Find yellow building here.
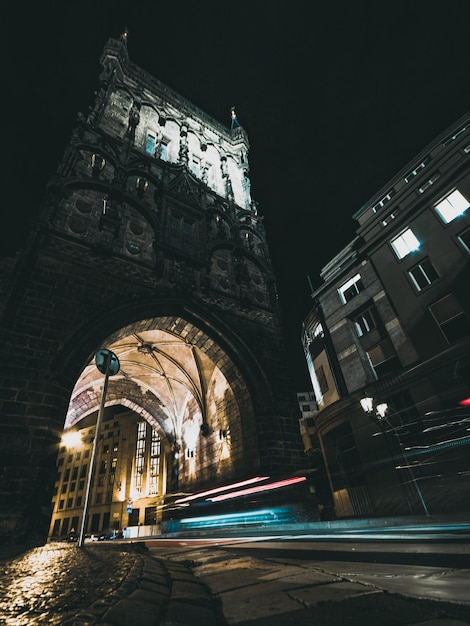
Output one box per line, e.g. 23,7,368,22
48,407,168,540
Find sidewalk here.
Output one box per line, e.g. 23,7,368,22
0,528,469,625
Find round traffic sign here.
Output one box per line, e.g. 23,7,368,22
95,349,120,375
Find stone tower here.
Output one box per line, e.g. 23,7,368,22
0,32,303,546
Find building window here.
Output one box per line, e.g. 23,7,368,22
148,430,161,496
76,496,82,507
391,228,420,259
429,293,470,343
170,213,195,254
315,365,329,394
434,189,469,224
95,493,103,504
338,274,364,304
58,499,64,510
352,306,377,337
145,131,157,155
160,140,169,161
190,156,200,177
457,227,470,253
417,173,440,194
134,422,146,493
145,506,156,525
367,338,400,377
408,258,439,291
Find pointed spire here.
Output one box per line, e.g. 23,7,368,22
120,27,129,44
230,106,241,130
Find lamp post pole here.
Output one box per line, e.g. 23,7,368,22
361,397,429,517
78,349,120,548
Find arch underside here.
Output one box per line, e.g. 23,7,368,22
65,315,259,489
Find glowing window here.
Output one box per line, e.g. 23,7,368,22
190,156,200,177
434,190,469,224
145,131,156,155
338,274,364,304
160,140,169,161
391,228,420,259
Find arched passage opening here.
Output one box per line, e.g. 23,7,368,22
48,313,262,540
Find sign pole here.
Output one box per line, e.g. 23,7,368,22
78,350,120,548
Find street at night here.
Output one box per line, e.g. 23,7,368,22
2,524,469,625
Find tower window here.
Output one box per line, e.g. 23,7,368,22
145,131,157,155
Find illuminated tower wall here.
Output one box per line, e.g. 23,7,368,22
0,32,304,546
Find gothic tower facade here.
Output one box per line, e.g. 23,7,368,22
0,33,303,545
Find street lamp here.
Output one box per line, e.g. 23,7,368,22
360,396,429,517
77,349,120,547
61,430,82,449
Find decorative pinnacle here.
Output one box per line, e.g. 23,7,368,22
231,106,241,130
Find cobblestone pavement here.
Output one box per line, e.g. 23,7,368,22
0,542,224,625
2,540,470,626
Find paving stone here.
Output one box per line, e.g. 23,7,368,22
102,597,163,625
288,581,379,607
161,599,223,626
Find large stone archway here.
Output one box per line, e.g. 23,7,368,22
64,315,261,493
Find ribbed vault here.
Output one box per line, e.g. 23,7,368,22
63,316,255,480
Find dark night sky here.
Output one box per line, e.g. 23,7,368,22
5,1,470,387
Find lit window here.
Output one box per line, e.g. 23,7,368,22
190,156,200,177
145,131,157,155
338,274,364,304
434,190,469,224
160,140,169,161
391,228,420,259
408,258,439,291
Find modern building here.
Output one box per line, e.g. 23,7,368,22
0,31,305,547
302,111,470,519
